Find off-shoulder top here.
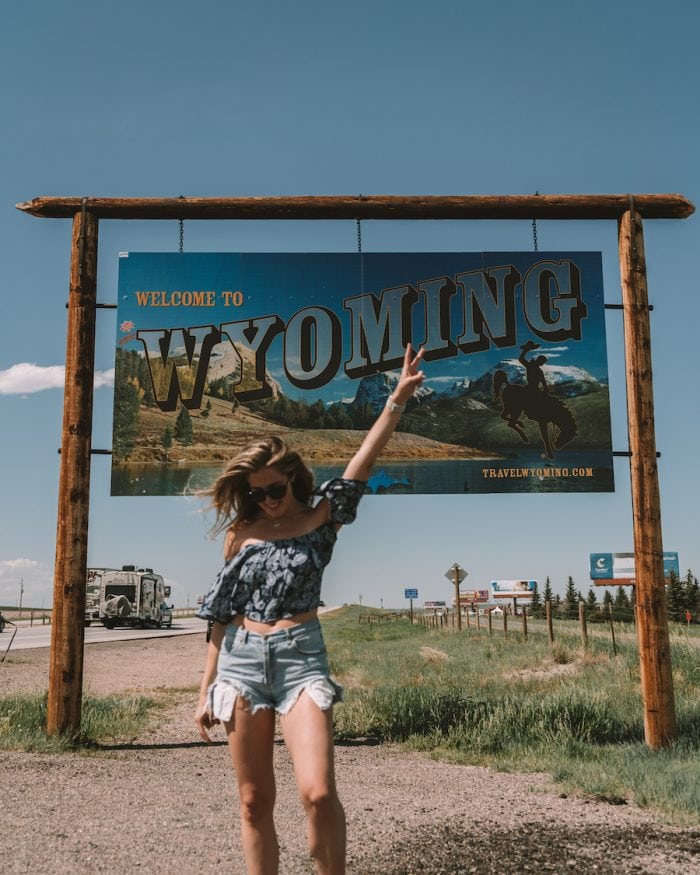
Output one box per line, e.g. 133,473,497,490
196,478,365,624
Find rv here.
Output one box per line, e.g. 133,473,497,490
85,568,117,627
96,566,172,629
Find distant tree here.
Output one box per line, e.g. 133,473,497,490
665,570,684,622
682,570,699,619
586,588,598,611
563,576,579,619
333,406,353,430
614,587,631,608
543,577,554,606
613,586,632,622
174,406,193,445
530,580,542,616
200,398,212,418
112,380,140,460
138,357,155,406
306,399,326,428
602,589,613,607
161,426,173,461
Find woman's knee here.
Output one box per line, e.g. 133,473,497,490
238,785,276,825
299,783,338,815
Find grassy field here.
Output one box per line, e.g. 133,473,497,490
0,692,153,751
322,607,700,824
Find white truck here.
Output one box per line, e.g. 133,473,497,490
95,566,172,629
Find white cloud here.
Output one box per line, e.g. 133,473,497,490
0,363,114,395
94,368,115,389
0,558,41,576
0,558,53,608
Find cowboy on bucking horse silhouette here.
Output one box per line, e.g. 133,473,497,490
492,340,578,459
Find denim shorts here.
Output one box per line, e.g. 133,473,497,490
206,618,344,719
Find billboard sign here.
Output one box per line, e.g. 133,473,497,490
112,251,613,496
424,600,447,608
405,588,419,599
589,552,680,585
458,589,489,603
490,580,537,599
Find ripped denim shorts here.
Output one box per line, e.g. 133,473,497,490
206,618,344,720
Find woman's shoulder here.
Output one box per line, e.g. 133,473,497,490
313,477,366,526
224,520,258,560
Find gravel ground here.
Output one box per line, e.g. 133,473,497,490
1,633,698,874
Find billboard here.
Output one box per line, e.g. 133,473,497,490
458,589,489,603
112,251,613,496
490,580,537,600
589,552,680,585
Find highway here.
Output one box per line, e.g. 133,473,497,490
1,607,342,655
1,616,206,653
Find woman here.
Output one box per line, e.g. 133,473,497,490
195,344,424,875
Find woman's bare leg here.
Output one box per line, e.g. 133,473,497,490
225,700,278,875
281,693,345,875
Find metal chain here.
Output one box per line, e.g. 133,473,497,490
356,214,364,293
178,195,185,253
532,190,539,252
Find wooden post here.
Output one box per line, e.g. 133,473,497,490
608,603,618,657
476,607,481,632
47,207,98,736
579,601,588,651
619,207,677,747
503,610,508,639
545,600,554,646
487,609,493,637
521,606,528,640
465,607,470,629
454,567,462,632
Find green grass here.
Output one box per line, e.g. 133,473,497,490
321,607,700,823
0,691,154,752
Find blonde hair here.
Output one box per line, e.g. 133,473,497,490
201,436,314,535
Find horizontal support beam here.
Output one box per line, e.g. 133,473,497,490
57,448,112,455
605,303,654,311
16,193,694,220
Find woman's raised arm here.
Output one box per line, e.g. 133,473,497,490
343,344,425,482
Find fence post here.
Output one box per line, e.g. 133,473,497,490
545,599,554,645
579,601,588,651
608,603,618,656
476,608,481,632
521,606,528,640
503,610,508,639
488,609,493,637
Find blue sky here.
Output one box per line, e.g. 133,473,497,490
1,0,698,611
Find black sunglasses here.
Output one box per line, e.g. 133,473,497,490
245,480,289,504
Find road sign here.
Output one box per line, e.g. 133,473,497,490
444,564,467,583
404,588,418,599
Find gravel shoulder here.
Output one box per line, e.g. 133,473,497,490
1,634,698,874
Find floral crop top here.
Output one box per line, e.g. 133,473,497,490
196,478,365,624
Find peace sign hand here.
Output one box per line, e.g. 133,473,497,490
392,344,425,405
